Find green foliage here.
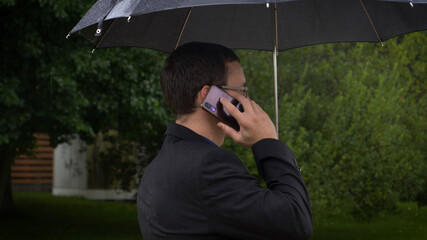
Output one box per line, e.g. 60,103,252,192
234,32,427,220
0,0,171,158
97,133,138,191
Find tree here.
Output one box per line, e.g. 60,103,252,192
0,0,171,216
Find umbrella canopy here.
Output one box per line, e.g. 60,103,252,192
69,0,427,53
68,0,427,133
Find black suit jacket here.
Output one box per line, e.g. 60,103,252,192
137,123,313,240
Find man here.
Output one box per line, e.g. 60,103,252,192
137,42,313,240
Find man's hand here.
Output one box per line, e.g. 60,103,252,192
217,91,278,148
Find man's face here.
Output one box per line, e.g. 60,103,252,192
224,61,247,97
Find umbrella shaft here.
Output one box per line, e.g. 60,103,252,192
273,47,279,137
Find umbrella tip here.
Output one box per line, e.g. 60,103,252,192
95,28,102,37
66,34,70,39
410,2,414,7
92,49,96,53
127,16,131,22
266,3,269,8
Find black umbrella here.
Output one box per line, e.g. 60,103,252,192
67,0,427,133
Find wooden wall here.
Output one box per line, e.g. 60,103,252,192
11,134,53,185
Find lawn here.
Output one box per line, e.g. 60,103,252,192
0,193,141,240
312,202,426,240
0,193,425,240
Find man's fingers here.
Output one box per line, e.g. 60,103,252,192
219,93,278,147
219,97,244,122
226,89,246,102
226,90,254,114
251,100,263,113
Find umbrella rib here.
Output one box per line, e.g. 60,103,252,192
175,7,193,50
359,0,383,46
93,19,118,52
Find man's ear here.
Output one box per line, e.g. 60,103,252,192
199,85,210,100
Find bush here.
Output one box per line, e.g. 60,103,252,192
232,32,427,220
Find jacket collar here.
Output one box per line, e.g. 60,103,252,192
165,123,215,145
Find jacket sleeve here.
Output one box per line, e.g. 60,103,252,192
198,138,313,240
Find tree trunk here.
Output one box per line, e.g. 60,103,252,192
0,146,16,217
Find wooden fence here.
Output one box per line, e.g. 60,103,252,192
11,134,53,185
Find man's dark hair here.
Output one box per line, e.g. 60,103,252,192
161,42,239,118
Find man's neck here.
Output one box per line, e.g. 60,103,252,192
176,110,224,146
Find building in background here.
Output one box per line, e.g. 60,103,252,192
11,133,138,201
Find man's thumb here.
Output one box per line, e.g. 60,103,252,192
217,122,239,140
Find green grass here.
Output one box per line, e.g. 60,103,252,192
0,193,142,240
0,193,426,240
311,202,426,240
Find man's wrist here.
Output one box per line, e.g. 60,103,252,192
252,139,295,165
